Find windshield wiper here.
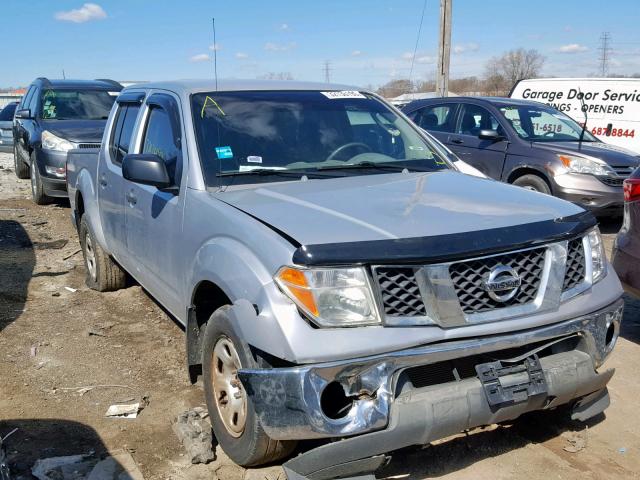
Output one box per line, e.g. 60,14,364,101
317,161,413,171
217,168,334,178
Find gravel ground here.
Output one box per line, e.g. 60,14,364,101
0,151,639,480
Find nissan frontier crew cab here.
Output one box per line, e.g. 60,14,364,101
66,80,624,480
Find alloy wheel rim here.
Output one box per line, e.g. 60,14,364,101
84,232,97,280
211,336,247,437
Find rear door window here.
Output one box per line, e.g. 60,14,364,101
410,104,457,132
457,104,503,136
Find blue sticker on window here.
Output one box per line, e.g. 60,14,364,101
215,146,233,159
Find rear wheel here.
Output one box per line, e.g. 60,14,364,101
512,174,551,195
202,307,296,466
30,153,51,205
14,146,29,179
79,215,127,291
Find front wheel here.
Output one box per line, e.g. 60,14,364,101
30,153,52,205
512,174,551,195
202,307,296,466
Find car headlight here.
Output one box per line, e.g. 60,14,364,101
275,266,381,327
587,227,606,283
41,130,75,152
558,154,612,176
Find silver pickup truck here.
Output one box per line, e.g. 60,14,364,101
66,80,624,480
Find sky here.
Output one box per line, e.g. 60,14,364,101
2,0,640,89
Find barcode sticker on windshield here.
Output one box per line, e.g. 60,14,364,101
321,91,366,99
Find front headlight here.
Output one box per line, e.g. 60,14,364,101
275,266,381,327
558,154,612,176
587,227,606,283
41,130,75,152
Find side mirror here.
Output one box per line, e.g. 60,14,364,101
478,129,504,141
122,154,171,189
14,109,32,119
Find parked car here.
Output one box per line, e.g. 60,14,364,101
67,80,623,480
0,102,18,152
612,167,640,296
402,97,640,216
13,77,122,204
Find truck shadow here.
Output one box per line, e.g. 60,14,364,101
378,408,604,479
0,419,129,479
0,220,35,333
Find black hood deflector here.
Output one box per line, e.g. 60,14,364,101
292,211,597,266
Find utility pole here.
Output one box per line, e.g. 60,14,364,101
598,32,612,77
435,0,452,97
323,60,332,83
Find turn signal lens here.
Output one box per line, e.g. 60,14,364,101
623,178,640,202
276,267,318,316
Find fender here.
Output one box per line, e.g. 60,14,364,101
503,160,553,185
185,236,280,370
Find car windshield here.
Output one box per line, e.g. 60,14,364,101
191,90,450,186
40,89,117,120
0,103,17,121
498,104,598,142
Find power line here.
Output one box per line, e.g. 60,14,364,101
598,32,612,77
408,0,428,89
323,60,332,83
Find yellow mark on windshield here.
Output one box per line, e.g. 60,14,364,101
201,96,225,118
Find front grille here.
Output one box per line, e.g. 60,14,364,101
563,238,586,291
599,176,625,187
449,248,546,314
374,267,426,317
611,165,636,176
77,143,101,149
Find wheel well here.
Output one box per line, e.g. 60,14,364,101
187,280,232,382
507,168,552,192
75,192,85,229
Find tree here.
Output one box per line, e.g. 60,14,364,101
484,48,545,95
376,79,414,98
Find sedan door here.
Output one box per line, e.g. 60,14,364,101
447,103,509,179
124,92,186,317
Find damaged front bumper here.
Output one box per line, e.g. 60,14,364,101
239,299,623,479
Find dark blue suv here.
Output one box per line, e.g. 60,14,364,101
13,77,122,204
402,97,640,216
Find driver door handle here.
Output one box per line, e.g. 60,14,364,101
126,191,137,206
450,138,464,145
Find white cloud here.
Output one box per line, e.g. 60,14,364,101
351,50,363,57
54,3,107,23
209,43,222,51
189,53,210,63
556,43,589,53
279,23,289,31
401,52,414,61
453,43,479,54
235,52,249,59
264,42,297,52
416,55,436,64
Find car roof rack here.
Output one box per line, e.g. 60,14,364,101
95,79,123,88
36,77,52,87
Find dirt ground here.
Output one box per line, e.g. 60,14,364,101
0,150,639,480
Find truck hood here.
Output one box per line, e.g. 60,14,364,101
534,140,640,168
41,119,107,143
214,171,585,246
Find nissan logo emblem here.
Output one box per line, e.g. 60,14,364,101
483,264,522,302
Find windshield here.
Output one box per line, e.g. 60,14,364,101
498,105,598,142
191,90,449,186
40,89,117,120
0,103,17,121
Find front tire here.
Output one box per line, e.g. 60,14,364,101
14,146,30,179
79,215,127,292
512,174,551,195
30,153,51,205
202,307,296,467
